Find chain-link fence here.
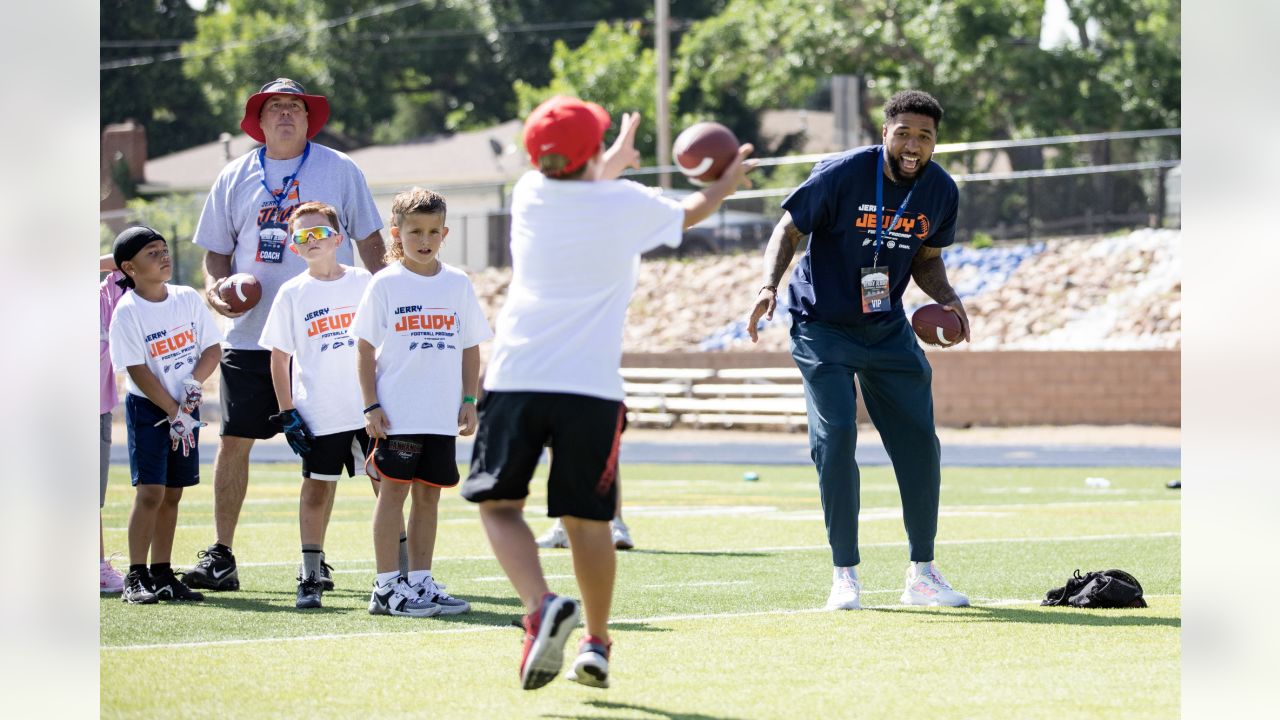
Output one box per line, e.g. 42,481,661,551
101,129,1180,281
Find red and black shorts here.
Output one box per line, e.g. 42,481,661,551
461,391,624,522
366,433,459,488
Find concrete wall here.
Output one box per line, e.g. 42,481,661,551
620,350,1180,427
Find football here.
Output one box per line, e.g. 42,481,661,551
673,122,739,186
911,303,964,347
219,273,263,313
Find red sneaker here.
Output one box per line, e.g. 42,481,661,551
519,593,580,690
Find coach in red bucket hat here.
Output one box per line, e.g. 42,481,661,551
240,78,331,143
523,96,612,177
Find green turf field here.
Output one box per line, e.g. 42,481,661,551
100,463,1180,719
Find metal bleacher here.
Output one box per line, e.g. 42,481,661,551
620,367,808,430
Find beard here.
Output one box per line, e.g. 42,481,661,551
886,152,923,185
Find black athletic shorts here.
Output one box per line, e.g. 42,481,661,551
462,391,624,521
219,348,279,439
302,428,373,481
366,433,459,488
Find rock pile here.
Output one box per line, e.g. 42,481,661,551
467,228,1181,354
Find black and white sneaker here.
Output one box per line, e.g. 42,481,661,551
296,575,323,609
152,570,205,602
182,544,239,591
121,570,157,605
368,578,441,617
297,559,335,591
411,577,470,615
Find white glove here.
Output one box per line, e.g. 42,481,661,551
180,377,203,413
154,410,205,457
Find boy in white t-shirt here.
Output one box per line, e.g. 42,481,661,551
107,227,223,604
352,187,492,618
258,201,373,609
461,96,755,690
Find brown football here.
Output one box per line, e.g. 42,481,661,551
911,303,964,347
673,122,739,186
218,273,263,313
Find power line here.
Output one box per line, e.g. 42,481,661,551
102,9,683,70
102,0,433,70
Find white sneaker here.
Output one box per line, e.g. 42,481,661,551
610,518,634,550
368,578,441,617
901,561,970,607
536,520,570,549
826,566,862,610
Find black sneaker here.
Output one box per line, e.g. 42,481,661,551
121,570,157,605
296,575,323,609
297,559,335,591
152,570,205,602
182,544,240,591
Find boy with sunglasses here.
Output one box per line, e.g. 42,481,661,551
258,201,373,608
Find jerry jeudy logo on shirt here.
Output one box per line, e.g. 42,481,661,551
393,305,457,334
305,306,356,337
146,324,197,358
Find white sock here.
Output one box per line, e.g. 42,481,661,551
833,566,858,582
407,569,432,586
912,561,934,575
375,570,400,588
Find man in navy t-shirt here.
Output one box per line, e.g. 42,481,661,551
746,90,971,611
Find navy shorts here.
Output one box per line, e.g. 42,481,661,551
366,434,459,488
462,391,623,521
219,348,279,439
125,394,200,489
303,428,373,481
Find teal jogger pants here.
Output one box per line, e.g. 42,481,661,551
790,314,941,567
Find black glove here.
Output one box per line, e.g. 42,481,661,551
269,409,314,456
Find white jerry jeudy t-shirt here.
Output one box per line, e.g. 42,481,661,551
108,284,224,402
192,142,383,350
258,266,372,435
351,262,493,436
483,171,686,401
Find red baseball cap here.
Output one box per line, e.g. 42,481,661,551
523,96,611,175
240,78,331,144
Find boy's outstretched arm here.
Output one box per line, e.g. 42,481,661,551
599,112,643,181
681,145,758,229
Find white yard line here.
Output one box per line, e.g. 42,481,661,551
229,530,1178,569
103,498,1178,532
103,592,1180,652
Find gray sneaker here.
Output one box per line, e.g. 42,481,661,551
413,577,470,615
368,578,441,617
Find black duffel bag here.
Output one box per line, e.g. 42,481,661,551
1041,569,1148,608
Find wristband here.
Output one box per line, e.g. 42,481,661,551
760,285,778,295
363,402,381,414
463,395,477,405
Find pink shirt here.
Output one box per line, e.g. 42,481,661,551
100,271,126,414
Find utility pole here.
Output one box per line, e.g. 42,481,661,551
655,0,671,188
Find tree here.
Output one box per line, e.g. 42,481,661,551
671,0,1180,147
181,0,510,144
101,0,223,157
513,21,660,161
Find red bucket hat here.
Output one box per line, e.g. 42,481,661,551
523,96,611,175
240,78,331,144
